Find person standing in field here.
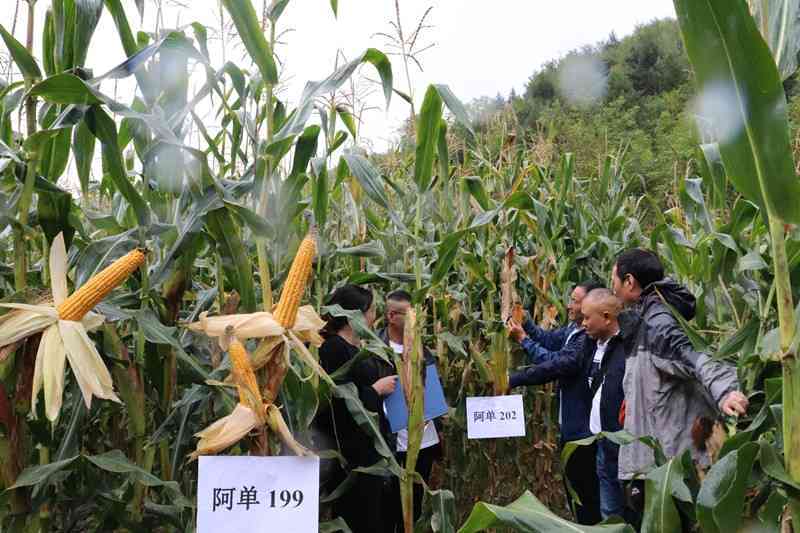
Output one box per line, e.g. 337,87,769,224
315,284,397,533
579,288,635,521
378,290,444,531
506,281,604,525
611,249,749,525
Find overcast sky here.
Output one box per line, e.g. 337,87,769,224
2,0,677,152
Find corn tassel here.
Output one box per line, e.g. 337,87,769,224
273,228,317,329
57,249,146,321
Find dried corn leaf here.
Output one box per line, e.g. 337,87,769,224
500,247,519,323
266,404,313,457
190,403,260,460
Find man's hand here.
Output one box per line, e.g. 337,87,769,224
372,375,398,396
720,390,749,416
506,319,527,343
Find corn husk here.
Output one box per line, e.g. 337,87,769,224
266,404,312,456
490,330,510,396
0,233,122,421
190,403,260,460
500,247,520,324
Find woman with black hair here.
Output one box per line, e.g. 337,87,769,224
316,284,397,533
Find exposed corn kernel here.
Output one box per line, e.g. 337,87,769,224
229,338,264,411
57,249,146,321
273,229,316,329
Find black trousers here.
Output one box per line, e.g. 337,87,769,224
388,443,441,532
334,471,394,533
563,440,602,525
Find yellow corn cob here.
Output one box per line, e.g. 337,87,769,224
57,248,146,321
228,338,264,412
273,228,317,329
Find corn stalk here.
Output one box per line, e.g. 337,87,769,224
398,307,424,533
13,0,38,292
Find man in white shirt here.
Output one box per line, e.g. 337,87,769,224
580,288,630,521
378,290,443,531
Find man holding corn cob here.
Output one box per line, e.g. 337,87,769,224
505,280,604,525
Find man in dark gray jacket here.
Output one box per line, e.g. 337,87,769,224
611,249,748,520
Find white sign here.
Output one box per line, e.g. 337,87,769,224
466,394,526,439
197,456,319,533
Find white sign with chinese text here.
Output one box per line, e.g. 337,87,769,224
466,394,526,439
197,456,319,533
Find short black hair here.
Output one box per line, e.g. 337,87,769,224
322,284,374,334
386,289,412,303
576,279,605,294
615,248,664,289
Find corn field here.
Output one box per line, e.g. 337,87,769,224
0,0,800,532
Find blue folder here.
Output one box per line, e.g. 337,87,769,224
384,364,449,433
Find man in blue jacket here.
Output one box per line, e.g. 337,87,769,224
506,280,603,525
508,281,603,366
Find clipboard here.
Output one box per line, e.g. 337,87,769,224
384,364,449,433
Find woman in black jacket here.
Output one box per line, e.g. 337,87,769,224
316,285,397,533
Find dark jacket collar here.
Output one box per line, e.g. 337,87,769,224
640,278,696,321
617,310,641,341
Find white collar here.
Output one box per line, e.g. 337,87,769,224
596,329,620,348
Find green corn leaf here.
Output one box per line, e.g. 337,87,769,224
641,455,692,533
271,49,392,145
311,157,329,230
29,74,103,105
695,442,759,533
42,10,56,77
673,0,800,222
340,152,390,209
221,0,278,84
290,125,320,178
9,456,79,489
458,490,634,533
206,208,257,312
748,0,800,80
72,118,95,197
84,106,150,227
0,25,42,81
414,85,443,193
336,105,357,139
